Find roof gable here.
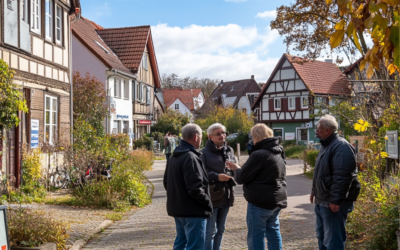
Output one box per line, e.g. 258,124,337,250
163,88,203,111
252,54,350,109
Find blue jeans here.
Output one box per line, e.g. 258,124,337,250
247,203,282,250
205,207,230,250
315,201,354,250
173,217,207,250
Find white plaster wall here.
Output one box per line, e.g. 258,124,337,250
237,96,252,115
72,35,108,84
170,99,191,116
32,37,43,58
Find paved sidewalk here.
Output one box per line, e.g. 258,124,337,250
84,159,318,249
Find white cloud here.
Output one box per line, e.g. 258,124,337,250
152,23,280,82
256,10,277,19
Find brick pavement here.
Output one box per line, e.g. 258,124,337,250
84,160,318,250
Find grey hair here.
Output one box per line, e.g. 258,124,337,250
181,123,202,141
318,114,338,131
207,123,226,136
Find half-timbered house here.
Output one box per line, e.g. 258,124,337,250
252,54,350,144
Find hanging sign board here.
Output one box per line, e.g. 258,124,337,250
139,120,151,125
386,130,399,159
285,133,295,141
31,119,39,149
0,205,10,250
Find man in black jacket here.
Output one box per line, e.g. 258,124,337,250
200,123,236,250
310,115,359,250
163,123,212,250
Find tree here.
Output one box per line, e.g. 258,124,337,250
195,107,254,134
73,71,108,136
271,0,368,64
151,109,191,135
325,0,400,79
161,73,219,99
0,59,28,130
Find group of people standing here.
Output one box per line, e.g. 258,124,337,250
163,114,360,250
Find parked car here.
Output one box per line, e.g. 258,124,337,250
226,133,238,141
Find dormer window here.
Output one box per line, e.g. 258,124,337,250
31,0,41,34
95,41,110,54
45,0,53,40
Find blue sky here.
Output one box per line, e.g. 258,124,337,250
81,0,295,82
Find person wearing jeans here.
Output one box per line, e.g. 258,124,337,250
227,123,287,250
163,124,212,250
201,123,237,250
310,115,360,250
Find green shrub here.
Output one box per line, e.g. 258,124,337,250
282,139,296,148
346,171,399,250
304,150,319,168
8,207,69,250
133,136,154,151
284,145,306,159
227,132,249,152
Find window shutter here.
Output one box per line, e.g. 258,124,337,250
147,87,151,104
139,83,143,101
133,81,136,101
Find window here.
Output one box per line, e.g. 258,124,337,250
123,80,129,99
288,97,296,110
113,121,121,134
142,85,146,102
175,104,179,110
142,54,148,70
123,121,129,134
31,0,41,34
45,95,58,144
274,98,281,110
20,0,28,22
297,129,308,141
114,78,121,98
45,0,53,40
147,87,151,104
56,5,62,44
242,108,247,113
301,96,309,108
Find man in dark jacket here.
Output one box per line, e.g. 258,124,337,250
200,123,236,250
163,123,212,250
310,115,359,250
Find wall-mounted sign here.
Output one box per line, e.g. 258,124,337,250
285,133,295,141
0,205,10,250
139,120,151,125
117,115,129,119
31,119,39,149
386,130,398,159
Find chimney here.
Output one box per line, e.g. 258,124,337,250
324,59,333,63
251,75,254,79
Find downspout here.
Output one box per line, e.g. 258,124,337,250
106,69,117,134
70,11,81,144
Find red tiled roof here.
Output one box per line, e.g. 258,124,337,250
97,26,161,88
71,16,132,76
97,26,150,72
163,88,203,111
252,54,350,109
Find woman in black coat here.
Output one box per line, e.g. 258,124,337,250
226,123,287,250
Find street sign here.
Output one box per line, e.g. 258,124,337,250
0,206,9,250
139,120,151,125
386,130,398,159
31,119,39,149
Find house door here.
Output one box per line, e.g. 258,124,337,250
273,128,283,138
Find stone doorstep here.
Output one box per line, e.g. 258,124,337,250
11,243,57,250
70,220,113,250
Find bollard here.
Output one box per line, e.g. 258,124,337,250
237,143,240,163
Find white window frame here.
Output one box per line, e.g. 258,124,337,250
44,95,58,144
114,78,121,98
113,120,121,134
274,98,281,110
142,85,146,102
20,0,28,22
146,86,151,104
242,108,247,113
123,80,129,99
122,121,129,134
288,97,296,110
301,96,309,109
31,0,41,34
296,128,309,142
175,104,179,110
55,5,62,44
45,0,53,40
142,54,148,71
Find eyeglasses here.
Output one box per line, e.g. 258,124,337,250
211,132,226,137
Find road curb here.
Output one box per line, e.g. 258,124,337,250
70,220,113,250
